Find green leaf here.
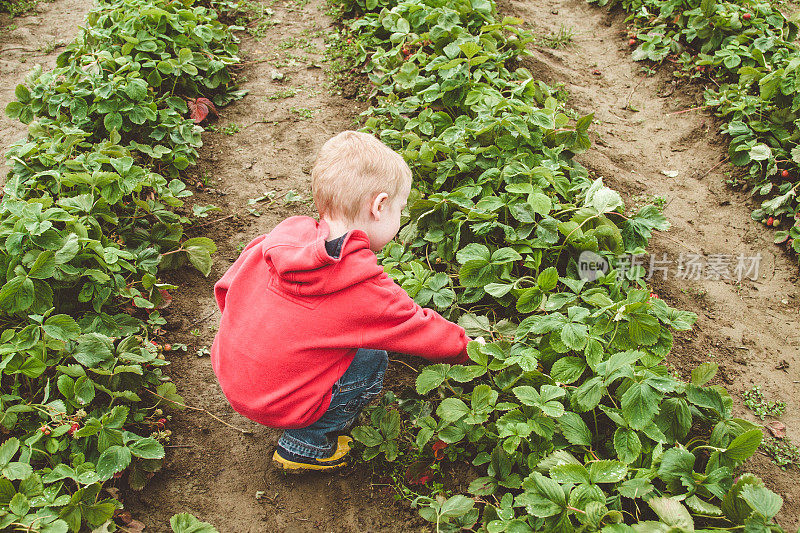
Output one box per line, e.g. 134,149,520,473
44,314,81,341
73,333,113,367
456,243,491,264
550,356,586,384
104,112,123,132
560,323,588,351
416,364,450,394
9,492,29,517
685,495,722,517
73,376,95,405
351,426,383,447
14,84,31,103
170,513,219,533
439,494,475,518
0,437,20,465
379,410,401,440
518,472,566,517
437,398,470,422
28,250,56,279
559,412,591,446
549,463,590,485
648,497,694,530
740,485,782,519
723,429,762,463
537,267,558,291
574,376,605,411
748,144,772,161
2,462,32,481
0,275,35,313
657,447,695,484
459,260,493,287
468,476,497,496
183,237,217,277
614,427,642,464
588,460,627,484
129,438,165,459
621,382,660,430
95,445,132,480
691,362,718,386
627,313,661,346
0,478,15,506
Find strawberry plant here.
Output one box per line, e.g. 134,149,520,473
588,0,800,260
335,0,787,529
0,0,240,529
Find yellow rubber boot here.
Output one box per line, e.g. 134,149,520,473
272,436,352,473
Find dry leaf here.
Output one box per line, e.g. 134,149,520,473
767,420,786,438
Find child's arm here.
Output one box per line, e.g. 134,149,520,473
359,273,472,364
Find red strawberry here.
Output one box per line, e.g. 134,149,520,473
40,425,51,436
743,13,751,20
767,216,774,226
782,169,789,178
68,423,80,436
156,418,167,428
628,38,636,46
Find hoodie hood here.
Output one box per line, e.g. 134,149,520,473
263,216,384,296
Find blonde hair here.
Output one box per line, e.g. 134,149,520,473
311,131,412,221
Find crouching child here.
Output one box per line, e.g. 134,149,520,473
210,131,472,472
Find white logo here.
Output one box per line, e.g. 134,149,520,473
578,251,608,281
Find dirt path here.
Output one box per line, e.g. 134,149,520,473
121,1,427,531
504,0,800,527
0,0,91,155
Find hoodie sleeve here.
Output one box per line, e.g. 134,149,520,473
359,272,470,364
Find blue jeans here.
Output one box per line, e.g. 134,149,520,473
277,348,388,459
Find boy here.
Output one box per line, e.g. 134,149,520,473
210,131,471,472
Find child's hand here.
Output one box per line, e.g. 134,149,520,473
473,336,486,345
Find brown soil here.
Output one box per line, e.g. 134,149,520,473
3,0,800,530
0,0,88,154
505,0,800,528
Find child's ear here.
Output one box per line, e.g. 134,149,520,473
370,192,389,220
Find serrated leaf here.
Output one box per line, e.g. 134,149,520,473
648,497,694,530
559,411,592,446
170,513,219,533
588,460,627,484
723,429,762,463
614,427,642,464
691,362,718,386
685,495,722,517
416,364,450,394
95,445,131,480
740,485,782,519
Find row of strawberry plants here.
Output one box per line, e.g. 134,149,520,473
593,0,800,256
333,0,787,531
0,0,240,530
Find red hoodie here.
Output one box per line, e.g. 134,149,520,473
210,216,470,429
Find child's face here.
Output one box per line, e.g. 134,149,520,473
365,180,411,252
